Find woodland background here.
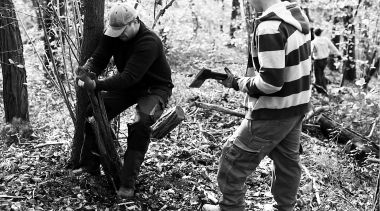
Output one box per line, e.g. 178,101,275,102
0,0,379,210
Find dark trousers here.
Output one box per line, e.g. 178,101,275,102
313,58,328,94
364,57,379,88
79,89,166,188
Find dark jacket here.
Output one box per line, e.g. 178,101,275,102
83,21,173,102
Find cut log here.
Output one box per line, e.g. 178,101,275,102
317,114,379,164
88,90,122,190
151,106,186,139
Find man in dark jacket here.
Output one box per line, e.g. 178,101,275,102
74,2,173,199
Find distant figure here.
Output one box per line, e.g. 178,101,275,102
311,28,342,94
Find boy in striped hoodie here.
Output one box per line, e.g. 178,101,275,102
202,0,311,211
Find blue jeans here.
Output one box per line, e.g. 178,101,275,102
217,115,304,211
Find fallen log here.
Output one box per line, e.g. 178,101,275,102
193,102,380,163
317,114,379,164
151,105,186,139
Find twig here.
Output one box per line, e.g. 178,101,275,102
34,141,67,148
367,117,379,138
301,164,321,205
366,157,380,164
335,194,360,211
152,0,176,29
0,195,25,199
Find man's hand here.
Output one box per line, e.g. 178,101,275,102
219,67,235,88
76,67,96,90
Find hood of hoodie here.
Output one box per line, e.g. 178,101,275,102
254,2,310,35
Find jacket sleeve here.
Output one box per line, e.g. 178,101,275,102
82,35,114,76
237,28,286,96
327,38,341,56
96,36,159,91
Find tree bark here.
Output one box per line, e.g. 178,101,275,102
69,0,104,167
328,16,340,71
151,106,186,139
342,7,356,82
0,0,29,122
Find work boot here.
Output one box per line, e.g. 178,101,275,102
202,204,221,211
72,165,100,176
120,149,146,188
116,185,134,199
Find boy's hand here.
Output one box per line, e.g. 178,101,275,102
219,67,235,88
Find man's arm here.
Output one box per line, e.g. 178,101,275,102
236,28,286,96
95,36,159,91
82,35,114,76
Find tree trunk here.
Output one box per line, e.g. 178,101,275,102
328,17,340,71
0,0,29,122
342,7,356,81
240,0,255,75
69,0,105,167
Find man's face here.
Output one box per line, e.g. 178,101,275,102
118,19,139,42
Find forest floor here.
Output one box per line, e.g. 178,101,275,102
0,43,379,211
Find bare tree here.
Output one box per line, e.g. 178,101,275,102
69,0,105,167
0,0,29,122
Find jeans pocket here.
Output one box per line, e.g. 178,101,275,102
224,144,258,171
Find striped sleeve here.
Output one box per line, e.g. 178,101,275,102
244,27,286,95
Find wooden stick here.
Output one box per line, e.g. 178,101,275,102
0,195,25,199
34,141,67,148
303,106,329,122
194,101,244,118
301,164,321,205
366,157,380,164
367,117,379,138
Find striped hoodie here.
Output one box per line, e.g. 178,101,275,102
231,2,312,120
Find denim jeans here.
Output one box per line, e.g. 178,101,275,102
217,114,303,211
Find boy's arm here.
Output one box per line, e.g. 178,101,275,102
236,28,286,96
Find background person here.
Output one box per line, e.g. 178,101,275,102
311,27,342,95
